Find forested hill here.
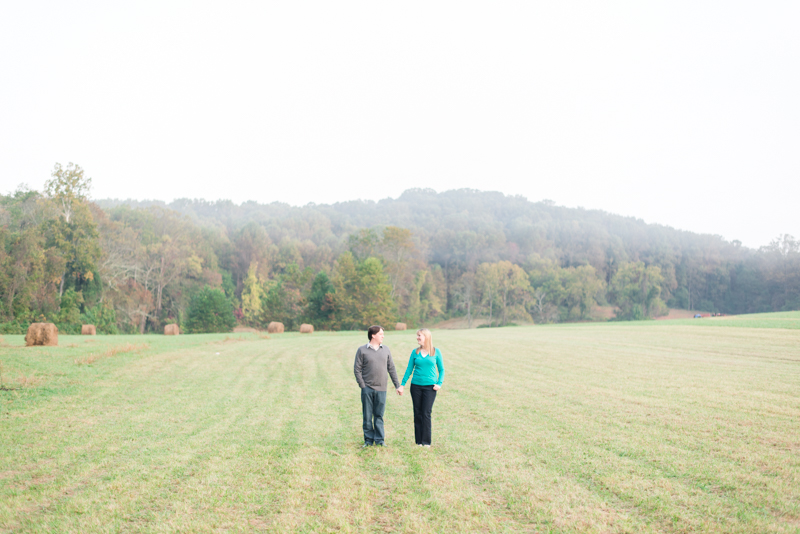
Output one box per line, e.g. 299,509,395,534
3,171,797,336
96,188,795,317
98,187,737,275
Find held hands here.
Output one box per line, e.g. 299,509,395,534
396,385,441,394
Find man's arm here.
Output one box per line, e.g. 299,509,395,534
386,350,400,390
354,347,366,389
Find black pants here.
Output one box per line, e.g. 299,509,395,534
410,384,437,445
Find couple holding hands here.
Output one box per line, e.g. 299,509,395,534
353,325,445,448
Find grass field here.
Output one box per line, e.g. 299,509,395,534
1,315,799,533
663,310,800,330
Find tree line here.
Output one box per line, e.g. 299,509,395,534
1,163,798,334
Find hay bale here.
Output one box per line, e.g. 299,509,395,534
299,324,314,334
267,322,284,334
25,323,59,346
81,324,97,335
395,322,407,331
164,324,180,335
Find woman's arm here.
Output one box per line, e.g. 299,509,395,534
400,350,416,386
434,348,445,387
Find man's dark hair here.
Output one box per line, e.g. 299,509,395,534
367,325,383,341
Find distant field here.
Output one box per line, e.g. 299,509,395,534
663,310,800,330
1,318,799,533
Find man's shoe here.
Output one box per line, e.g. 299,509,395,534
377,443,387,447
362,442,372,448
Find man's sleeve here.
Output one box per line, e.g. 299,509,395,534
354,347,366,389
386,350,400,389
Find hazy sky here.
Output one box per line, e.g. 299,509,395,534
1,2,798,248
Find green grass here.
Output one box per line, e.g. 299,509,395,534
1,320,798,533
664,310,800,330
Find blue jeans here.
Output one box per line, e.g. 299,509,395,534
361,387,387,445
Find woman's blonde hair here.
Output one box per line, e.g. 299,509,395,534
416,328,435,356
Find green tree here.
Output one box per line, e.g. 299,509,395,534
185,286,236,333
476,262,500,326
452,270,477,328
380,227,417,298
353,257,395,328
43,163,100,298
260,263,313,330
477,261,531,326
416,265,447,325
527,255,565,323
608,262,668,320
81,302,119,334
332,253,395,330
561,265,604,320
0,189,51,322
305,271,336,329
348,228,380,261
55,288,84,334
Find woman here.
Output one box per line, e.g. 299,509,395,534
398,328,445,447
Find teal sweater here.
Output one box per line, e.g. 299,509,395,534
401,348,445,387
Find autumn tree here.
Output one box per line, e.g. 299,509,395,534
493,261,532,325
240,261,263,326
232,223,274,293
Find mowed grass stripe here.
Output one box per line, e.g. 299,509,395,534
1,324,799,533
438,326,799,532
3,337,290,531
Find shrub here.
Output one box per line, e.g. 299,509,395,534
55,289,83,334
81,302,119,334
0,321,29,335
185,286,236,334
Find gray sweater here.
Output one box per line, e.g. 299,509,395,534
354,343,400,391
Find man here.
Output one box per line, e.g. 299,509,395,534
353,325,402,447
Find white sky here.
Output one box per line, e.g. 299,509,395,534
1,2,798,249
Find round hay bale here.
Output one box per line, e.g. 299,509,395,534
81,324,97,335
164,324,180,335
395,322,407,331
299,324,314,334
25,323,59,346
267,322,284,334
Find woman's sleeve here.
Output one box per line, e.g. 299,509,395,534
435,349,445,386
400,351,415,386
